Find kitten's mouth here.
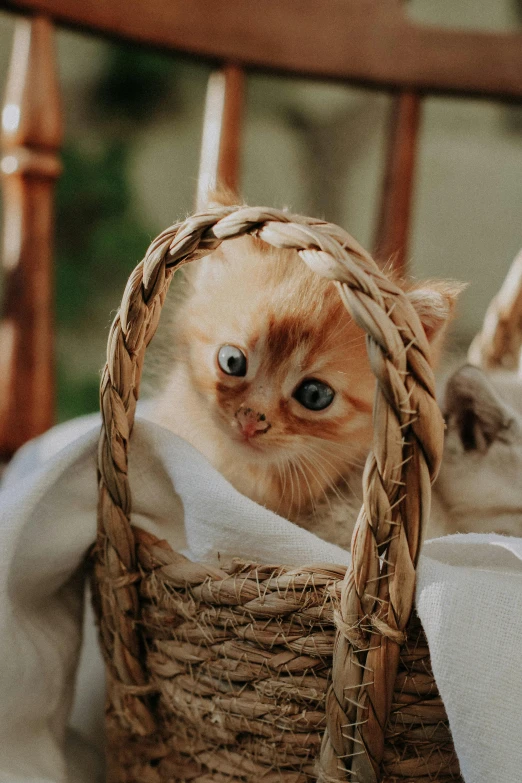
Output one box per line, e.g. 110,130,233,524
230,425,279,457
215,412,273,455
233,431,267,452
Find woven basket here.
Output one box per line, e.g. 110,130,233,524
93,205,463,783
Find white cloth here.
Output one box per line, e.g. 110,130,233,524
0,416,521,783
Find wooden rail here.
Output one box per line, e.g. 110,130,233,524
1,0,522,100
374,92,422,274
1,0,521,456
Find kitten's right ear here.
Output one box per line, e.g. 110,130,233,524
443,365,514,452
405,280,466,365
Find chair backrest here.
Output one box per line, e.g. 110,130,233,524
1,0,522,457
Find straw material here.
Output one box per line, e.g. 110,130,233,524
93,205,461,781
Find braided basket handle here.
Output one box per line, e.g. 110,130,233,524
97,205,445,781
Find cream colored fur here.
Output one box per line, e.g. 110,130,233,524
430,366,522,538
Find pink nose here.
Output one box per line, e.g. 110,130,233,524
235,406,271,438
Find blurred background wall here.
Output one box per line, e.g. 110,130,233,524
1,1,521,420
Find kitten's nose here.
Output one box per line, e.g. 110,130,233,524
235,406,271,438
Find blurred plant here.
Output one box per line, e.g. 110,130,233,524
56,363,101,425
55,141,151,326
56,42,178,421
93,43,179,121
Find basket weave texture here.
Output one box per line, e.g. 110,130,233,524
93,205,462,782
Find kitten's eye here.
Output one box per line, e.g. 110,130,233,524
293,379,335,411
217,345,247,377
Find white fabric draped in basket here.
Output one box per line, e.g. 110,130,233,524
0,415,521,783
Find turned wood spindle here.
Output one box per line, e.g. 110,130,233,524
0,15,62,459
197,63,244,208
374,91,422,276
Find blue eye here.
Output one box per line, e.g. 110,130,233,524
217,345,247,377
293,379,335,411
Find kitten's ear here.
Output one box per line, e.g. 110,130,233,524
204,184,241,208
405,280,466,363
443,365,513,453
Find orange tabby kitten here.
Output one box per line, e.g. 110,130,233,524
151,207,460,546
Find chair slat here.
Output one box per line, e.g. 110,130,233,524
0,15,62,458
197,64,244,208
374,91,422,275
2,0,522,100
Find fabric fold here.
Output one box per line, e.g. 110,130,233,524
0,415,521,783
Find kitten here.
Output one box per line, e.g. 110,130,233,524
430,365,522,538
150,214,460,536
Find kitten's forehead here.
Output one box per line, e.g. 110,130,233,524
248,301,367,394
194,237,365,366
218,234,321,293
264,314,313,365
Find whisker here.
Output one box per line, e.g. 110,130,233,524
300,444,359,502
298,451,335,514
287,456,296,514
299,446,345,501
300,443,348,483
273,458,286,516
306,438,367,469
294,455,317,517
289,460,303,514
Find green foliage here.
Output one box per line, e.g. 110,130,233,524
56,363,100,423
55,141,151,327
93,43,178,121
55,41,178,420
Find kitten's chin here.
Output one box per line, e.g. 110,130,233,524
215,418,276,460
229,434,276,464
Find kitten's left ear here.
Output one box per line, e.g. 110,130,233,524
443,365,514,452
405,280,466,363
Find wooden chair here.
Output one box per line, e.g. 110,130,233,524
1,5,522,781
0,10,519,421
1,1,522,459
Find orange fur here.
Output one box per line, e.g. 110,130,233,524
151,230,461,525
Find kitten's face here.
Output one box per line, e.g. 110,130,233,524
177,238,374,517
160,235,458,520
